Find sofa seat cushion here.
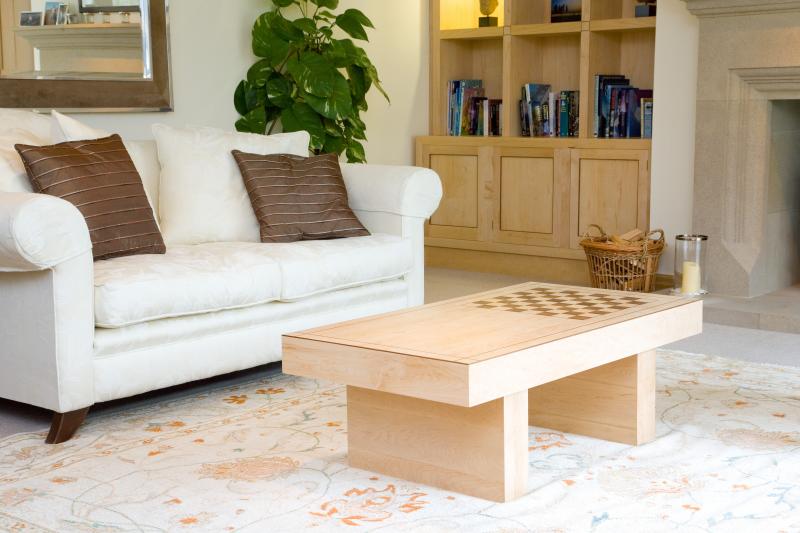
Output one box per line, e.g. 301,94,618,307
260,234,413,301
93,243,282,328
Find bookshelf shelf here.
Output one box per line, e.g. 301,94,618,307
510,21,582,36
589,17,656,32
421,0,657,281
440,27,505,40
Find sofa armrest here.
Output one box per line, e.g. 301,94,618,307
0,192,92,272
341,164,443,219
0,193,95,413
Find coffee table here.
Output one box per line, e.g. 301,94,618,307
283,283,702,502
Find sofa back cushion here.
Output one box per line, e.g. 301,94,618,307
153,124,310,245
15,135,166,261
232,151,369,243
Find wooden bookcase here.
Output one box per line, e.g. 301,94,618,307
417,0,655,283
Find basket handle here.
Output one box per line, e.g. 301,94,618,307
583,224,607,240
645,229,665,244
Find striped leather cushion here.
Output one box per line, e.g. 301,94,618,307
232,151,369,243
15,134,165,261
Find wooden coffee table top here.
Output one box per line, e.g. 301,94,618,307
284,283,702,407
286,282,697,365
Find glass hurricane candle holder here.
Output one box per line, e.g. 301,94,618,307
674,235,708,296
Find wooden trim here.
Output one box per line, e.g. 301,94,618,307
440,27,504,40
589,17,657,32
0,0,172,111
416,135,653,150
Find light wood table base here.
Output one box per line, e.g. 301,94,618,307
346,352,656,502
347,386,529,503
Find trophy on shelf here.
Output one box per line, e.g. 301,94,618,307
478,0,499,27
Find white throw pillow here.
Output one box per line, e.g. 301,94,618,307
0,109,51,140
50,110,110,143
0,129,45,193
152,124,310,245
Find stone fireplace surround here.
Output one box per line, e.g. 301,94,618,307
685,0,800,298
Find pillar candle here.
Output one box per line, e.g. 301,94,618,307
681,261,701,294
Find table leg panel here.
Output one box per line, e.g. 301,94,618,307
528,351,656,445
347,386,528,502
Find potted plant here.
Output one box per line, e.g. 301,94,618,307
234,0,388,163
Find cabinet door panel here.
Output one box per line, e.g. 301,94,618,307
571,149,650,248
500,157,554,234
430,154,479,228
493,147,569,248
418,143,488,242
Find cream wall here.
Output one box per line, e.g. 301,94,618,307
70,0,429,165
651,0,699,274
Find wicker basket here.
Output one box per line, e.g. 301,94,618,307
579,225,665,292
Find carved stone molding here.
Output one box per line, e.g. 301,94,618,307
684,0,800,17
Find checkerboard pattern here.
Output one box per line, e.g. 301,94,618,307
473,286,648,321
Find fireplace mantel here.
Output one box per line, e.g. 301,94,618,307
684,0,800,16
688,0,800,297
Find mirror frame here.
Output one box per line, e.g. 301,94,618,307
0,0,172,112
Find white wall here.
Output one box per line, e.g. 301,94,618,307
71,0,429,165
651,0,700,274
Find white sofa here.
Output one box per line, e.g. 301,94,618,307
0,112,442,443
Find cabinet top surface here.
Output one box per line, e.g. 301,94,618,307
285,283,698,364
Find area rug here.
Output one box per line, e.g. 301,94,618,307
0,351,798,532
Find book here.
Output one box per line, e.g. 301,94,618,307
447,80,489,136
594,75,627,137
519,85,579,138
641,98,654,138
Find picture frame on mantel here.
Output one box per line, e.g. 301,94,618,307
0,0,172,112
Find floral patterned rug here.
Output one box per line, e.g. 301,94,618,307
0,350,798,532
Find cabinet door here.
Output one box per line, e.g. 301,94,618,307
570,149,650,248
492,147,570,248
419,144,490,242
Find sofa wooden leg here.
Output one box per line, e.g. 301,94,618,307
46,407,90,444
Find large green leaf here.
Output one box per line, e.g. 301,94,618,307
335,9,373,41
286,54,339,98
303,73,353,120
247,59,273,87
252,15,291,67
311,0,339,9
293,17,317,35
266,74,294,108
270,11,305,42
345,139,366,163
326,39,360,68
234,80,265,115
235,106,267,134
281,102,325,147
272,0,295,7
323,134,347,155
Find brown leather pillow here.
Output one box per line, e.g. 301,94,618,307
15,134,165,261
231,151,369,243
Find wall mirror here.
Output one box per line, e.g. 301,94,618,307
0,0,172,111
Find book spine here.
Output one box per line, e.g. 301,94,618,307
559,92,569,137
593,75,600,137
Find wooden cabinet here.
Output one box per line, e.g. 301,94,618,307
570,149,650,248
418,138,651,276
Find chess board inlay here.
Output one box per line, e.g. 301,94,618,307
473,286,648,321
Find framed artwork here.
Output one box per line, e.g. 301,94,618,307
19,11,43,26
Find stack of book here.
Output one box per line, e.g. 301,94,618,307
593,75,653,138
519,84,579,137
447,80,503,136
